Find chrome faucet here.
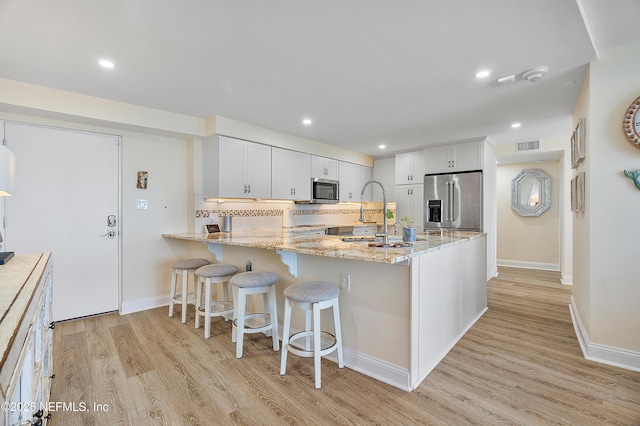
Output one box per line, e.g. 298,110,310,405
359,180,388,244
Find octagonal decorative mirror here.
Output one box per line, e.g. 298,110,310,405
511,169,551,217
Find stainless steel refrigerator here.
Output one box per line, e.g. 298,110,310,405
424,170,483,231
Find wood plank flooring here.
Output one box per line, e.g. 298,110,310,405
49,267,640,425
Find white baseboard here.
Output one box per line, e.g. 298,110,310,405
560,273,573,285
497,259,560,271
284,324,411,391
569,297,640,372
121,295,169,315
325,348,410,391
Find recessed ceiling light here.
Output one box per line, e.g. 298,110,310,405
378,144,386,149
475,69,492,79
511,122,521,128
302,118,312,125
98,59,115,69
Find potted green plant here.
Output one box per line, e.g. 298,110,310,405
399,216,416,242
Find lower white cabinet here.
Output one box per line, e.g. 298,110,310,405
1,254,54,426
411,235,487,388
396,184,423,230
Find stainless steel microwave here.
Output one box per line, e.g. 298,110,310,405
308,177,339,204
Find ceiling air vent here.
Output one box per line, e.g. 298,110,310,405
516,140,540,152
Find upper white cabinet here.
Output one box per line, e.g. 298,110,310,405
272,147,311,201
396,184,423,231
395,151,424,184
339,161,371,202
311,156,339,180
424,141,483,174
202,135,272,199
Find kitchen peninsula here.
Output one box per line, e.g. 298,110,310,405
163,229,487,391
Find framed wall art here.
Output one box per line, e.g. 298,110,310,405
571,118,586,169
571,172,585,212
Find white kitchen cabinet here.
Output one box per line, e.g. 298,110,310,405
339,161,371,202
202,135,272,199
396,184,423,231
271,147,311,201
395,151,424,185
424,141,482,174
1,253,54,426
311,155,338,180
412,235,487,388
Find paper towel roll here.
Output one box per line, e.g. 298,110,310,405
282,208,293,228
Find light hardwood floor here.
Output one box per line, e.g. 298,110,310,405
49,267,640,425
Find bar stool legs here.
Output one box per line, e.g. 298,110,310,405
280,281,343,389
194,263,238,339
168,258,210,324
230,271,280,359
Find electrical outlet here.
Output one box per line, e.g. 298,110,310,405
340,273,350,292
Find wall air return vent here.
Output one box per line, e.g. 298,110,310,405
516,140,540,152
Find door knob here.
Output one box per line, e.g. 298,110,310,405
101,230,116,238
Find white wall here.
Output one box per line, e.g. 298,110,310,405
372,156,396,203
572,41,640,359
495,138,572,283
0,111,189,314
496,161,560,270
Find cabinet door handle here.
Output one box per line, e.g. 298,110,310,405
247,184,251,193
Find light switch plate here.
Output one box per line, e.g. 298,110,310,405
136,199,148,210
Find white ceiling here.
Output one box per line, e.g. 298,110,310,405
0,0,639,157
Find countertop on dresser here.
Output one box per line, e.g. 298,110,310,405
0,253,51,372
162,228,485,264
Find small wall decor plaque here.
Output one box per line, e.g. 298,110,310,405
623,169,640,190
137,171,148,189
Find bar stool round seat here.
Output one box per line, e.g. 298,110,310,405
230,271,280,358
169,258,210,323
280,281,344,389
194,263,239,339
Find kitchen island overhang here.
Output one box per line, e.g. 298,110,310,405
163,230,487,391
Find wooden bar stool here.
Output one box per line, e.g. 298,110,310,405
280,281,344,389
195,263,239,339
168,258,210,323
230,271,280,358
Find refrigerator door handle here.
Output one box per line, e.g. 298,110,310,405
449,181,455,222
444,181,451,221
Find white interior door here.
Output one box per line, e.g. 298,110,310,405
3,122,120,321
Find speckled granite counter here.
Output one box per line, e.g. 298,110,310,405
162,228,485,264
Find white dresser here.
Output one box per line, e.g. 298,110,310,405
0,253,53,426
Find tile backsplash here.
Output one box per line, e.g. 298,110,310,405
194,196,395,232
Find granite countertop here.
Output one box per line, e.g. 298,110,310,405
163,228,485,264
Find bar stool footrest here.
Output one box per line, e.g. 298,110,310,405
233,313,273,334
197,301,234,316
172,292,197,304
287,330,337,358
